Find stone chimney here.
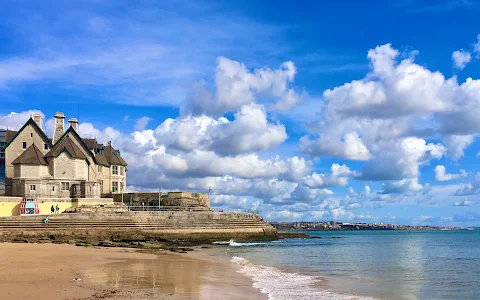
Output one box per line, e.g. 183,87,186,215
53,112,65,144
32,113,42,129
68,118,78,132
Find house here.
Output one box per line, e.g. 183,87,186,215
3,112,127,198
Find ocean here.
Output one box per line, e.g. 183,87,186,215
227,230,480,300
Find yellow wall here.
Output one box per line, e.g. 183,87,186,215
0,197,114,217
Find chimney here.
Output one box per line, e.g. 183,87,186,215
68,118,78,132
32,113,42,129
53,112,65,144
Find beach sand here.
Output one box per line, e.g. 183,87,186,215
0,243,266,300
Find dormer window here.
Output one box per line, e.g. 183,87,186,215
22,142,27,149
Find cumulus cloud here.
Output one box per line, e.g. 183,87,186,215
359,137,445,181
0,110,44,130
381,178,424,195
300,43,480,177
452,50,471,69
442,135,474,160
434,165,467,182
156,104,287,156
182,57,302,116
134,116,152,131
455,173,480,196
303,163,355,188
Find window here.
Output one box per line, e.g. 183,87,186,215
112,181,118,192
44,143,48,150
52,186,55,191
112,165,118,175
30,133,33,137
98,180,103,191
120,166,124,175
120,182,124,192
30,185,36,191
61,182,70,191
22,142,27,149
98,165,102,173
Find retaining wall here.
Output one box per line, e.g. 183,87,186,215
0,211,277,242
0,196,114,217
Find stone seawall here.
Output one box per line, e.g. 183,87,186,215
0,211,277,243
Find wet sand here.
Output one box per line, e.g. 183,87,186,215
0,243,266,300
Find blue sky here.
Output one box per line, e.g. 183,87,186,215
1,0,480,226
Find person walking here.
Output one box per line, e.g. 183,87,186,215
55,204,60,214
50,205,55,214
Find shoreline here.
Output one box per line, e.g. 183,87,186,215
0,242,267,300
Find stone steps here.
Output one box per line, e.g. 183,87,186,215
0,219,269,230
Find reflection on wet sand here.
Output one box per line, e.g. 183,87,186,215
84,254,208,296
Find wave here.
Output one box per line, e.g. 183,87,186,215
231,256,374,300
213,239,268,247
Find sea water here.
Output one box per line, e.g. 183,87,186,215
227,230,480,300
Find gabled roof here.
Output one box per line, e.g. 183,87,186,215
104,145,127,166
53,127,95,163
0,130,17,143
95,152,110,167
5,118,52,149
82,138,97,150
12,144,48,165
45,135,87,160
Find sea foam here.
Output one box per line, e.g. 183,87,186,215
231,256,374,300
213,239,268,247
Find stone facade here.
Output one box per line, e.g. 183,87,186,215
3,112,127,198
114,191,211,208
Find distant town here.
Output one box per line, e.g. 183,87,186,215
269,221,478,231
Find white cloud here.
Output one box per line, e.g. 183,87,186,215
452,50,471,69
442,135,474,160
300,131,371,161
182,57,302,116
134,116,152,131
381,178,424,195
474,34,480,57
155,104,287,156
360,137,445,181
0,110,43,130
303,163,355,188
434,165,467,182
453,200,475,207
300,43,480,174
455,173,480,196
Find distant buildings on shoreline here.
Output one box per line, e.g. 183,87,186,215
269,221,471,231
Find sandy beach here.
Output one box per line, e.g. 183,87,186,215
0,243,266,300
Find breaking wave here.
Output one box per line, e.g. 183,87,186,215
213,239,268,247
231,256,374,300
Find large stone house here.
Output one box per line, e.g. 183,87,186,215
2,112,127,198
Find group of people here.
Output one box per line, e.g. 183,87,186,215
44,204,61,223
50,204,60,214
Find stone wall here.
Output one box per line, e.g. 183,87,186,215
113,191,210,208
0,196,113,216
0,211,278,242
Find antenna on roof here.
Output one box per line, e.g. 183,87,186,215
77,100,80,136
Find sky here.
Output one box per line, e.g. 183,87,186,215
1,0,480,226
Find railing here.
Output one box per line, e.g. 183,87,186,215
124,206,259,214
126,206,208,212
212,208,259,214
